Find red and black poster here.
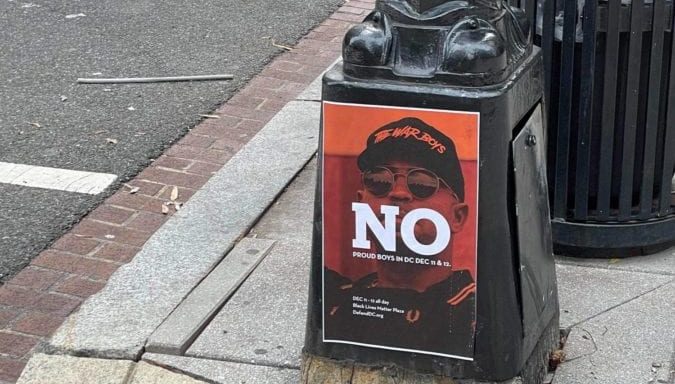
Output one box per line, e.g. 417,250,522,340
321,101,479,360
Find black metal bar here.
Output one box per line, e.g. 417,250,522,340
553,0,576,219
523,0,537,40
596,0,621,220
640,0,667,218
593,2,674,33
659,3,675,215
542,0,556,134
573,0,598,220
619,0,646,221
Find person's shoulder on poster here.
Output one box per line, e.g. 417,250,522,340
426,269,475,307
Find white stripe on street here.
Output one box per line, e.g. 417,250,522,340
0,162,117,194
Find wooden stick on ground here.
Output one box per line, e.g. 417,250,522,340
77,74,234,84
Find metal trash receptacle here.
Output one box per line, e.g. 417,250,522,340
512,0,675,256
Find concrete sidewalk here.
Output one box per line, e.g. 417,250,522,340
14,44,675,384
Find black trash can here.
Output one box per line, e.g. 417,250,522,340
512,0,675,256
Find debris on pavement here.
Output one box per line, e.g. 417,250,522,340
123,184,140,194
271,39,293,51
77,74,234,84
549,349,566,370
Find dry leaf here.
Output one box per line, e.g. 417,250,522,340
549,349,566,370
161,204,170,214
170,186,179,201
129,186,140,194
199,114,220,119
174,203,182,211
106,138,118,144
28,122,42,128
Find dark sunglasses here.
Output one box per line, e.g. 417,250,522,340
362,166,459,200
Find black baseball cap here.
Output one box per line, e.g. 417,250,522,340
357,117,465,201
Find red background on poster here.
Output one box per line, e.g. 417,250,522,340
322,102,479,280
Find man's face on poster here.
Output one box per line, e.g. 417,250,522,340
357,159,469,258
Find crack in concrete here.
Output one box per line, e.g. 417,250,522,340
178,352,301,371
566,279,674,330
668,339,675,384
143,359,220,384
302,356,314,384
563,327,598,364
555,259,675,277
122,362,139,384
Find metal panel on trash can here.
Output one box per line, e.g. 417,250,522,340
512,104,558,360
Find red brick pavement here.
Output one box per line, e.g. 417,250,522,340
0,1,375,382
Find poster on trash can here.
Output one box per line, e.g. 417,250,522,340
321,101,479,360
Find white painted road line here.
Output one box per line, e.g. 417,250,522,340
0,162,117,195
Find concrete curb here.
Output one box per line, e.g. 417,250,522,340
16,354,205,384
47,97,322,359
145,238,276,355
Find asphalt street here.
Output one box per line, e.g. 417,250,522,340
0,0,343,283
